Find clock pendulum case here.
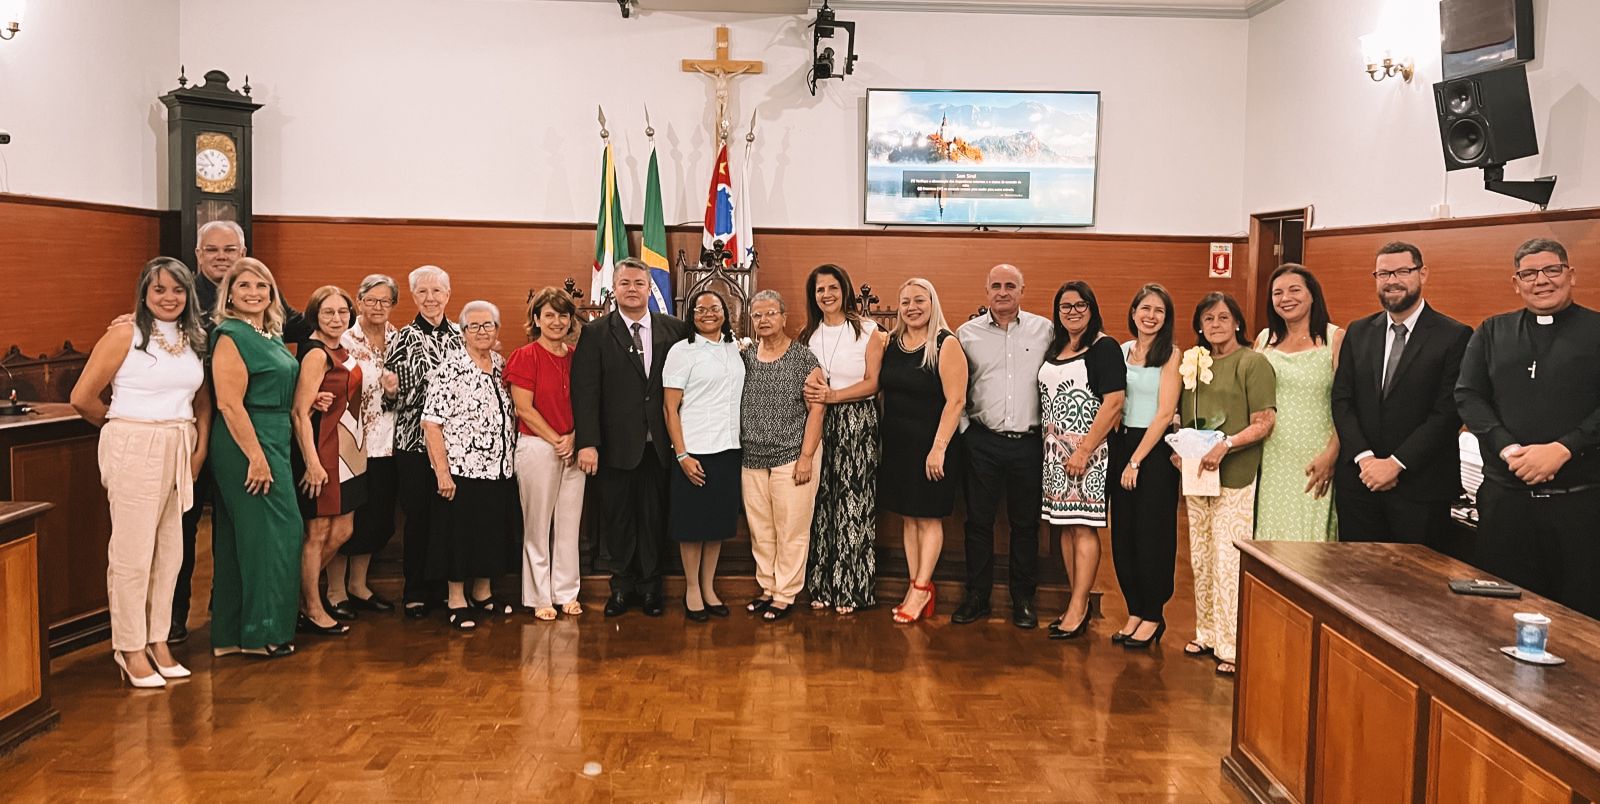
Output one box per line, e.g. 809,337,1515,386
159,68,263,274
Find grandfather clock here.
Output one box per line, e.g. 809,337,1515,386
159,68,263,273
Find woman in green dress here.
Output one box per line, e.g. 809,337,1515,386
1254,264,1343,542
208,258,303,659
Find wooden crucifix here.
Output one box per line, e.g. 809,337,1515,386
682,26,764,144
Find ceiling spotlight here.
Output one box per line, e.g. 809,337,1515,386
808,1,858,96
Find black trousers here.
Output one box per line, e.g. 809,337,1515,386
1477,482,1600,619
173,459,213,632
1334,481,1464,558
960,424,1042,602
597,449,668,596
396,449,444,604
342,455,398,556
1106,427,1179,622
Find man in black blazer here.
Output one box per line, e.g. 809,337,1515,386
572,258,690,617
1331,241,1472,550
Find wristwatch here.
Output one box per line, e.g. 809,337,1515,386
1128,460,1140,470
1223,436,1235,451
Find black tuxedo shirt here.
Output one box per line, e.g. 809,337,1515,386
571,310,690,471
1330,302,1472,501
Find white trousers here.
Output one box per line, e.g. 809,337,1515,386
515,435,586,608
99,418,195,651
742,451,823,605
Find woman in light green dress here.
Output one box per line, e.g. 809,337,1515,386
1254,264,1342,542
209,259,304,658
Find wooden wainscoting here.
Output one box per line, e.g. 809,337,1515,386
1305,207,1600,328
1236,571,1315,802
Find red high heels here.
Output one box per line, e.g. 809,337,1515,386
893,581,937,624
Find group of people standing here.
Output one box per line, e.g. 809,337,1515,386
73,218,1598,688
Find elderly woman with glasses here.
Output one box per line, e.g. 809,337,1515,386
421,300,520,631
326,274,403,616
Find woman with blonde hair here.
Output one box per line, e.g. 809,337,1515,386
208,258,303,659
72,257,210,687
878,277,968,624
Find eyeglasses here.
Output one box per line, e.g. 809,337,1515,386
360,297,395,309
464,321,500,333
1058,301,1091,313
1372,266,1422,281
748,311,782,321
1513,264,1569,283
692,306,724,316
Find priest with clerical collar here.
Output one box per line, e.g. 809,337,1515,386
1455,237,1600,619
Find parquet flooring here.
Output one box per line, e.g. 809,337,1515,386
0,525,1246,803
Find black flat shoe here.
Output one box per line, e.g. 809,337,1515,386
1047,614,1089,640
763,603,795,622
641,594,665,617
604,592,631,617
472,596,514,616
403,602,430,620
447,606,478,631
1184,641,1214,658
348,592,395,613
1123,621,1166,649
685,603,710,623
297,612,351,636
325,597,359,621
167,623,190,644
1012,600,1038,629
746,597,773,613
706,603,730,618
241,642,296,659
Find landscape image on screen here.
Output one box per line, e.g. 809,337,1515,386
865,89,1100,227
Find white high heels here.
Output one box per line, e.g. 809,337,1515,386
146,646,191,679
113,651,167,689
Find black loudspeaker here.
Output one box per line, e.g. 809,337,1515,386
1433,64,1538,171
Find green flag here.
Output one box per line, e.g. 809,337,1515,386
590,141,629,302
642,145,672,312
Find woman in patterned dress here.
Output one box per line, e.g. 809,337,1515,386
291,285,367,636
421,301,520,631
1038,281,1126,640
801,264,888,614
1254,264,1343,542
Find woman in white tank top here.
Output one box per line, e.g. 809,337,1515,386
71,257,210,689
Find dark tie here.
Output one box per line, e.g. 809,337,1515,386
1382,322,1407,395
631,322,646,373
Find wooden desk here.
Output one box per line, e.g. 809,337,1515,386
0,501,58,754
0,404,111,654
1227,541,1600,803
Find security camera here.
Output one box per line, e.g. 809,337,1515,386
0,130,10,145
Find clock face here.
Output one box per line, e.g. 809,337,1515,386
197,148,232,181
194,132,239,193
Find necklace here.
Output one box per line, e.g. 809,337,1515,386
248,320,271,339
151,325,188,357
819,319,851,380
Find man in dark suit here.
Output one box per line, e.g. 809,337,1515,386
572,258,690,617
1331,241,1472,551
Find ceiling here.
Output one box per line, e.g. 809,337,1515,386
588,0,1284,20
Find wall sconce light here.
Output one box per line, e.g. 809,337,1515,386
1361,32,1413,83
0,0,23,41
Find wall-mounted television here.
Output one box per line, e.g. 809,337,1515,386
1440,0,1534,80
864,89,1100,227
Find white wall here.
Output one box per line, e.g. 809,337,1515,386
0,0,179,208
1243,0,1600,228
161,0,1248,234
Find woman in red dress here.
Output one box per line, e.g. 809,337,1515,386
292,285,367,635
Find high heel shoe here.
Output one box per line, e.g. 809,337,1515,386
1122,621,1166,649
1048,612,1090,640
113,651,166,688
145,647,191,679
893,581,936,624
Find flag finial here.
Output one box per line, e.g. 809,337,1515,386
644,104,654,139
598,105,609,140
745,108,757,144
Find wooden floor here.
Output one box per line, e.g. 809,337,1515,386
0,525,1245,802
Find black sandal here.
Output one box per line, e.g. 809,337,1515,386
472,596,514,616
1184,641,1214,658
242,642,296,659
447,607,478,631
297,612,351,636
763,603,794,622
746,597,773,613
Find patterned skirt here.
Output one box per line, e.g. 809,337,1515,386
806,400,879,608
1041,420,1110,527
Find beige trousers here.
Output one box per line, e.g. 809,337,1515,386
742,451,823,605
515,435,586,608
1185,482,1256,664
99,418,196,652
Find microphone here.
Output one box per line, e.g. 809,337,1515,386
0,361,30,415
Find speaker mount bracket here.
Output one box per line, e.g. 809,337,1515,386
1483,165,1557,208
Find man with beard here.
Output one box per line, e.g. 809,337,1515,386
1330,241,1471,550
1456,238,1600,617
